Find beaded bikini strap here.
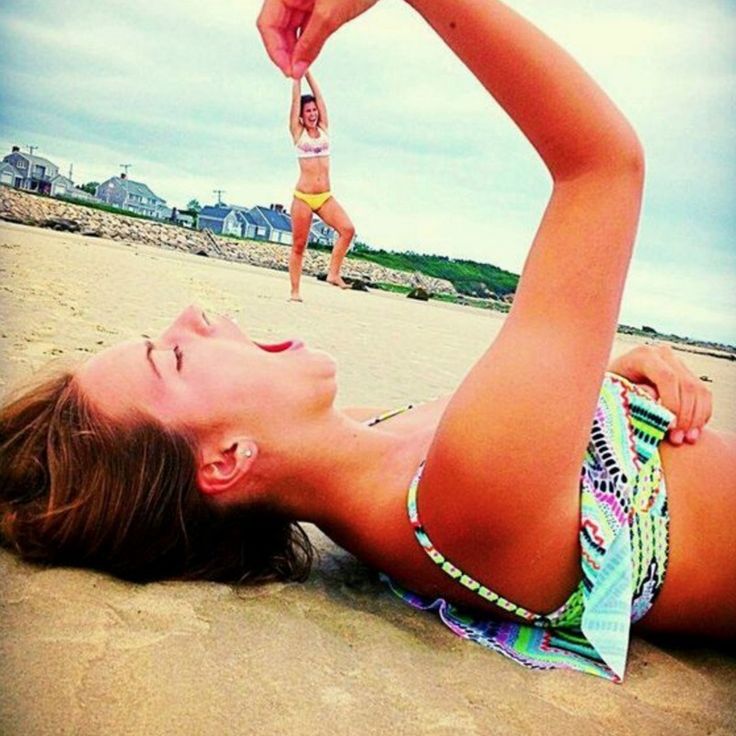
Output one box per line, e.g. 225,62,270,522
364,404,415,427
407,462,553,625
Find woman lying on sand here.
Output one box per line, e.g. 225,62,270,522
1,0,734,682
288,70,355,300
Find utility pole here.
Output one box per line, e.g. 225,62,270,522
68,163,74,180
120,163,132,176
212,189,226,205
27,145,38,156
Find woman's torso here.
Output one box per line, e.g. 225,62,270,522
294,125,331,193
341,393,736,634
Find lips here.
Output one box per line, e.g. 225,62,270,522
254,339,304,353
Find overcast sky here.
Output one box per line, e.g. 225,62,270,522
1,0,734,344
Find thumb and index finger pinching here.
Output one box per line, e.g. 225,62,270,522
257,0,380,77
256,0,331,77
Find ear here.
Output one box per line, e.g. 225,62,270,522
196,438,258,497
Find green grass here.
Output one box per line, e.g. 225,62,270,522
347,247,519,298
55,194,161,222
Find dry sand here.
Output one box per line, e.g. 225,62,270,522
0,221,734,736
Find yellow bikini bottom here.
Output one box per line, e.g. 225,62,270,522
293,190,332,211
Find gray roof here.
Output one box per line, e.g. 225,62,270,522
50,174,74,186
102,176,165,203
239,212,256,226
199,205,235,221
254,206,291,232
3,151,58,171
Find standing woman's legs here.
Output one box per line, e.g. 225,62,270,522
315,197,355,289
289,197,313,301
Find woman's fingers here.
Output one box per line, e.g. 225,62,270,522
257,0,311,75
258,0,379,77
648,345,712,445
292,8,333,77
609,345,714,446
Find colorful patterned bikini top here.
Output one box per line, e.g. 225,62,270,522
369,373,674,681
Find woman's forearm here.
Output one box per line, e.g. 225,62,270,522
304,70,320,97
305,70,328,126
405,0,641,180
290,78,301,130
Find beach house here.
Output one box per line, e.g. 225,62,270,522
2,146,60,195
250,204,293,245
198,205,244,236
309,220,337,246
49,174,78,198
95,174,169,219
237,210,269,240
0,161,23,188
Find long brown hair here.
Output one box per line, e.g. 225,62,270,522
0,370,313,583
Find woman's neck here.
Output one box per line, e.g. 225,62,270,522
264,409,430,555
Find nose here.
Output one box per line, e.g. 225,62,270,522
160,304,208,343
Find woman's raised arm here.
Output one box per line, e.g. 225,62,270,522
304,70,329,129
289,78,302,140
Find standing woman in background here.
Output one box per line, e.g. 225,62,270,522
289,70,355,301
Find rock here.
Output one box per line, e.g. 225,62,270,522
316,273,328,282
0,211,24,224
42,217,81,232
350,279,370,292
81,229,102,237
407,287,430,301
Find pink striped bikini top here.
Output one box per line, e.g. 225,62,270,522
295,127,330,159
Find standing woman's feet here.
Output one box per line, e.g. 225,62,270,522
326,275,350,289
289,292,304,302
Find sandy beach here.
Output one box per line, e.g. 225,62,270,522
1,221,734,736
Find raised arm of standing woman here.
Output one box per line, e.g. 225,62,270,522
289,78,302,140
304,70,329,128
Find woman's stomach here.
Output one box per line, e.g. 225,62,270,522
296,159,330,193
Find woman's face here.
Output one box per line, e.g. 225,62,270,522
76,305,337,442
301,101,319,129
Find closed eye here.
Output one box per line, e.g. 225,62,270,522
145,339,161,378
174,344,183,371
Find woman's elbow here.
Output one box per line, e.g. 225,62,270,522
556,131,645,185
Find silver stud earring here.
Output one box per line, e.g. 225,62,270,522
239,447,253,458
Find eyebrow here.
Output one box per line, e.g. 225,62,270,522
145,340,161,379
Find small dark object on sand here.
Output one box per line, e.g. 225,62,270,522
700,375,713,383
350,279,369,292
42,217,81,233
407,287,431,301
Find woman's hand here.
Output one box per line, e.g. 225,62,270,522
257,0,379,77
608,344,713,445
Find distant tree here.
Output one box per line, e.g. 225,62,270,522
186,199,202,212
77,181,99,195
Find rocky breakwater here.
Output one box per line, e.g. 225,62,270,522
0,186,457,295
0,186,214,257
